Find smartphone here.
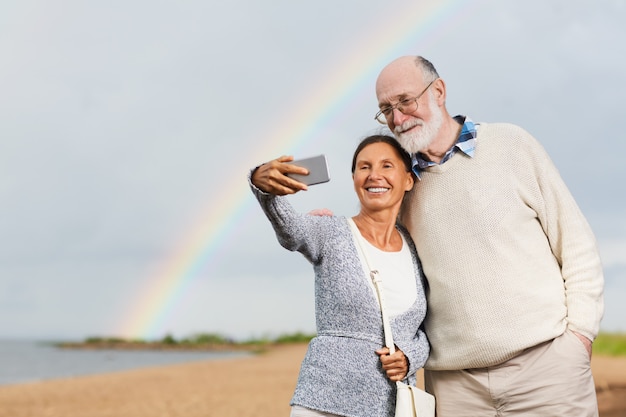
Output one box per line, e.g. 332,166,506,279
286,154,331,186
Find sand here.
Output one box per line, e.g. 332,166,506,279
0,343,624,417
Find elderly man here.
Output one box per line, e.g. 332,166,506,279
374,55,603,416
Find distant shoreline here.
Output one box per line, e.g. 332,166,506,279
54,332,316,352
56,340,264,352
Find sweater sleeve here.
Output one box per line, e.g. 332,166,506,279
248,169,325,264
522,132,604,341
395,327,429,377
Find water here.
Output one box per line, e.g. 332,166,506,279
0,340,250,385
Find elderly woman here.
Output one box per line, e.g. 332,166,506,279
249,134,429,417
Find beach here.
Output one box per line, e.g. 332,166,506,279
0,343,624,417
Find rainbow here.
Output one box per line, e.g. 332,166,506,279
118,0,478,339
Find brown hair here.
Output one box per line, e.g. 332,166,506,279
351,135,412,174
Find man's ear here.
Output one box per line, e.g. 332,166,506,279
434,78,446,106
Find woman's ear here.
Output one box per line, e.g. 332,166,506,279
404,171,414,192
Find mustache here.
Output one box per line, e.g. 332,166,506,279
394,118,424,135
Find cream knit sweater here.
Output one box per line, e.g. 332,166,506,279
400,122,604,370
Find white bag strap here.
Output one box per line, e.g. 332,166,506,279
348,218,396,354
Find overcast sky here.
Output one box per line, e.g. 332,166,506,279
1,0,624,341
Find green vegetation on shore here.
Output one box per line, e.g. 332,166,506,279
56,331,626,356
592,332,626,356
57,331,316,352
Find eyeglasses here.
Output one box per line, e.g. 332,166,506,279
374,79,436,124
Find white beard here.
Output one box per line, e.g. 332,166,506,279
394,94,443,154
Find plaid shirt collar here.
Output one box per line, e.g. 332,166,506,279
412,115,477,179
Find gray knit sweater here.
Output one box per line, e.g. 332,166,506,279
250,179,429,417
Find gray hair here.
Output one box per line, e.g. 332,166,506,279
414,56,439,82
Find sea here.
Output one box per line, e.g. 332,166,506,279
0,339,250,386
